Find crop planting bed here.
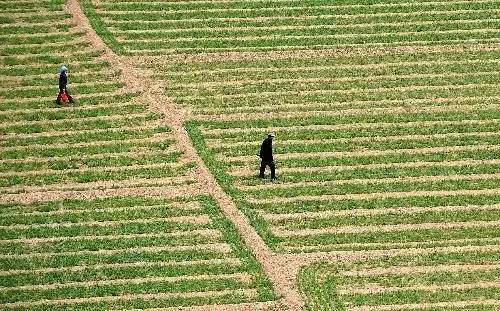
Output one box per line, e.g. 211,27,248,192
90,0,500,54
162,47,500,254
0,0,195,197
3,0,500,310
300,249,500,310
0,195,275,310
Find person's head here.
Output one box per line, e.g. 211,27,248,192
59,65,68,73
268,132,275,139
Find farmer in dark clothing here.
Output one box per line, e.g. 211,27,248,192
259,132,276,179
56,65,74,105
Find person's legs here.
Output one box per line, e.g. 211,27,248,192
259,161,267,178
269,161,276,179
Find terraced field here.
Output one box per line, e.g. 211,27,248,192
89,0,500,54
166,47,500,254
3,0,500,310
300,249,500,310
0,0,195,200
0,196,275,310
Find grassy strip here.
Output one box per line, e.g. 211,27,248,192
0,50,102,67
168,60,500,85
0,103,144,123
0,41,91,56
164,49,500,72
80,0,124,53
0,203,203,226
4,291,255,311
0,81,124,99
110,10,500,32
216,133,500,156
238,164,500,187
0,113,158,136
272,208,500,230
98,1,499,21
0,277,251,304
117,20,500,41
2,233,220,256
251,193,500,214
169,72,500,96
0,32,86,46
0,152,182,173
0,162,194,187
124,30,498,50
0,138,171,159
0,61,111,77
207,122,500,142
0,126,169,148
0,92,137,111
280,226,500,248
299,262,344,311
1,260,243,288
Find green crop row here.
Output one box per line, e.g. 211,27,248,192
0,81,124,99
0,125,169,148
123,30,499,51
178,84,500,108
0,103,143,123
116,19,499,42
0,152,182,175
0,41,91,56
170,72,499,97
280,225,500,248
0,162,194,187
98,1,500,21
1,50,103,67
0,92,137,111
164,49,500,72
208,122,500,143
216,133,500,156
271,208,500,230
0,32,86,46
0,61,111,77
98,0,464,12
168,60,500,85
236,163,500,185
0,113,158,135
0,202,203,227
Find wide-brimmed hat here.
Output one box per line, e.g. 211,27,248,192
268,132,275,137
59,65,68,73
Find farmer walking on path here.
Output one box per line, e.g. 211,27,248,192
259,132,277,179
56,65,74,105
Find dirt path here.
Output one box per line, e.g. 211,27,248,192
65,0,305,310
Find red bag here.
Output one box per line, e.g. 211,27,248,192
60,90,69,103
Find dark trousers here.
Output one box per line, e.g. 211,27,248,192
259,160,276,178
56,87,73,104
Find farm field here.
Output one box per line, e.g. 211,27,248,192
300,249,500,310
0,0,195,199
0,196,275,310
2,0,500,310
